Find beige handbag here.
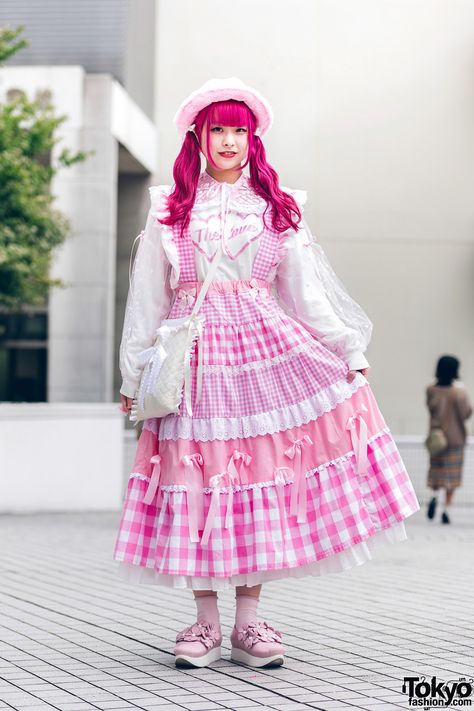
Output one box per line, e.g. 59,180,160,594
424,428,448,457
130,243,224,424
424,394,452,457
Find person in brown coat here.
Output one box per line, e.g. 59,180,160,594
426,355,472,524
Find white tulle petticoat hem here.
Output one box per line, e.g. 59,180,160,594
113,521,408,591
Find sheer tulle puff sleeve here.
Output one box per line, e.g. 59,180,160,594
119,187,173,398
275,209,372,371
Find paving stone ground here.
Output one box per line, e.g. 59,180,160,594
0,507,473,711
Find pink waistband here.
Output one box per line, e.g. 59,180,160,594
175,277,273,295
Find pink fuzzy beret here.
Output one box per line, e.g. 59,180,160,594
173,77,274,139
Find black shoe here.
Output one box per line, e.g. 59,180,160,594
441,511,450,524
427,497,437,520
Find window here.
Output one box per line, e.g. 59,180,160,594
0,309,48,402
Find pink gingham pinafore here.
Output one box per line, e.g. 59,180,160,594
113,172,420,589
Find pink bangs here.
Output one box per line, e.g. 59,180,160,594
206,99,256,129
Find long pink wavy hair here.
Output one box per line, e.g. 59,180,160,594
159,99,302,237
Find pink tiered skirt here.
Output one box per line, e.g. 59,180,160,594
113,278,420,589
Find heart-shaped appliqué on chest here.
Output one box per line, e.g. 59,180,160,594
189,212,264,261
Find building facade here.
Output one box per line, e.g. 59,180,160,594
0,0,158,403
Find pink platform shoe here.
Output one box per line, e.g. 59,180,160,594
174,622,222,668
230,621,285,668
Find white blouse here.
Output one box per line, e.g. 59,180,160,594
119,173,370,399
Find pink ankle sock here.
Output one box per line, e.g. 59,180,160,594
194,594,220,627
235,594,259,628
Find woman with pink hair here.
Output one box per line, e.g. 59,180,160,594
114,78,420,669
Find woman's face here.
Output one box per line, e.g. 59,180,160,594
200,122,248,172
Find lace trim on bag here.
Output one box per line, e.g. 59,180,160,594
128,426,391,493
152,373,368,441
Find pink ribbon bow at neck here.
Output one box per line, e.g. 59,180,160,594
346,404,370,476
284,434,313,524
200,450,252,546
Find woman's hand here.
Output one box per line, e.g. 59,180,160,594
346,367,370,384
120,394,133,414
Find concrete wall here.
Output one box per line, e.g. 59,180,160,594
124,0,157,119
0,403,123,512
48,72,120,402
154,0,474,436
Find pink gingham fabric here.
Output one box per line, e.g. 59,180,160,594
164,280,349,421
113,429,420,578
113,214,420,586
131,379,389,487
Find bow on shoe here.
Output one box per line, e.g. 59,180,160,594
142,454,162,505
200,450,252,546
284,434,313,524
346,404,369,476
273,467,295,544
236,621,283,649
176,622,221,650
182,453,204,543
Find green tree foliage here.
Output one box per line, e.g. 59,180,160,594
0,25,92,308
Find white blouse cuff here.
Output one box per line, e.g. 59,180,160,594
120,379,138,399
347,351,370,371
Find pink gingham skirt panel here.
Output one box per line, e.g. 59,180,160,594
156,373,366,442
172,335,349,422
116,522,408,590
169,297,316,368
194,315,311,366
135,380,386,486
113,429,420,580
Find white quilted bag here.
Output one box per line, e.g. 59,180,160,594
130,243,223,424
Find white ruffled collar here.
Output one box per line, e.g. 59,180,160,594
200,169,246,189
195,170,267,214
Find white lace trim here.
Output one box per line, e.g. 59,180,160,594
114,521,408,590
128,425,390,493
200,339,316,375
192,173,269,215
153,372,368,441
